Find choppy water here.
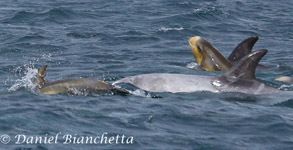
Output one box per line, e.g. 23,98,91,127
0,0,293,149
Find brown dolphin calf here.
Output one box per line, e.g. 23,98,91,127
33,65,128,95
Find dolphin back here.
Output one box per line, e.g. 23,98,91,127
38,78,128,95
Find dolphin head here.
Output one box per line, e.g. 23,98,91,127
188,36,232,71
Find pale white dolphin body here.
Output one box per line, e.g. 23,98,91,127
114,73,278,94
114,50,282,95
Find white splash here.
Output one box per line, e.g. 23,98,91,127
279,84,293,91
129,89,152,98
159,27,184,32
193,8,204,13
41,53,53,61
186,62,198,69
8,67,38,92
193,7,216,13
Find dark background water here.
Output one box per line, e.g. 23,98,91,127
0,0,293,149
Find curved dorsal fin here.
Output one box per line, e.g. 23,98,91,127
33,65,47,87
38,65,47,77
228,36,258,63
224,49,267,80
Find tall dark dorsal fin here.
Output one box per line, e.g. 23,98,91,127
33,65,47,87
224,49,267,80
228,36,258,63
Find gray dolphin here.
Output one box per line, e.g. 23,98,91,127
33,66,128,95
114,49,281,95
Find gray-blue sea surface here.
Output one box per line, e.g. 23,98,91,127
0,0,293,149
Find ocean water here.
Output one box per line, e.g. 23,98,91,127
0,0,293,149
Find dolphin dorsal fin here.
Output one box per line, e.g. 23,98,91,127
33,65,47,87
224,49,267,80
228,36,258,63
38,65,47,77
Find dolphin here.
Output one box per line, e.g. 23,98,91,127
188,36,261,71
33,66,128,95
275,76,293,83
113,49,282,95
